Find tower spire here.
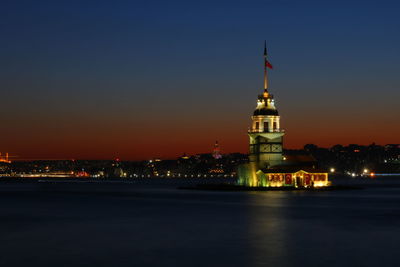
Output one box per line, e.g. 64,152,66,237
263,40,268,91
264,40,267,56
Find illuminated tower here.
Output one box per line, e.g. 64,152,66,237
212,141,222,159
248,42,284,169
238,42,329,188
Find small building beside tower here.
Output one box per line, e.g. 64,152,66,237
237,42,329,188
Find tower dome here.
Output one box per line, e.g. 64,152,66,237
253,108,278,116
253,93,279,116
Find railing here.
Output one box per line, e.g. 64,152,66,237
248,129,285,133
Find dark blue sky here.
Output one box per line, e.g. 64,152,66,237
1,0,399,159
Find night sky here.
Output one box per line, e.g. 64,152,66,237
1,0,399,160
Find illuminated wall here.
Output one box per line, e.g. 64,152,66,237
265,171,329,188
238,169,329,188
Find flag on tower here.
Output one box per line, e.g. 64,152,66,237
265,60,273,69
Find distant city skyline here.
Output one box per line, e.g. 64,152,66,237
1,0,399,160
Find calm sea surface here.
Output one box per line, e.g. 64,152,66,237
1,176,400,267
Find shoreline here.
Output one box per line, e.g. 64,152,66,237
179,184,363,191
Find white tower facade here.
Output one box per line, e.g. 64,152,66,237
248,42,284,169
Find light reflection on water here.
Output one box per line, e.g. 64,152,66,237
243,187,400,266
0,178,400,267
246,192,289,266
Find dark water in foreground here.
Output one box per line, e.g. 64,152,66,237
1,177,400,267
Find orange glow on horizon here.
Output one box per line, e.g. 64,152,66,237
2,101,399,161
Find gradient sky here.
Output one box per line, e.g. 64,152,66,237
1,0,399,160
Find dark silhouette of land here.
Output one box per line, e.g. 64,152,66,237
1,144,399,178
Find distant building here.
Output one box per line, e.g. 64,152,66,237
212,141,222,159
0,152,11,164
238,42,329,188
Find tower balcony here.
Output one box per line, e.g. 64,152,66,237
248,129,285,133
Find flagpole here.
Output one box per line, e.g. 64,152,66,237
264,40,268,91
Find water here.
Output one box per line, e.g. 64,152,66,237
1,177,400,267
